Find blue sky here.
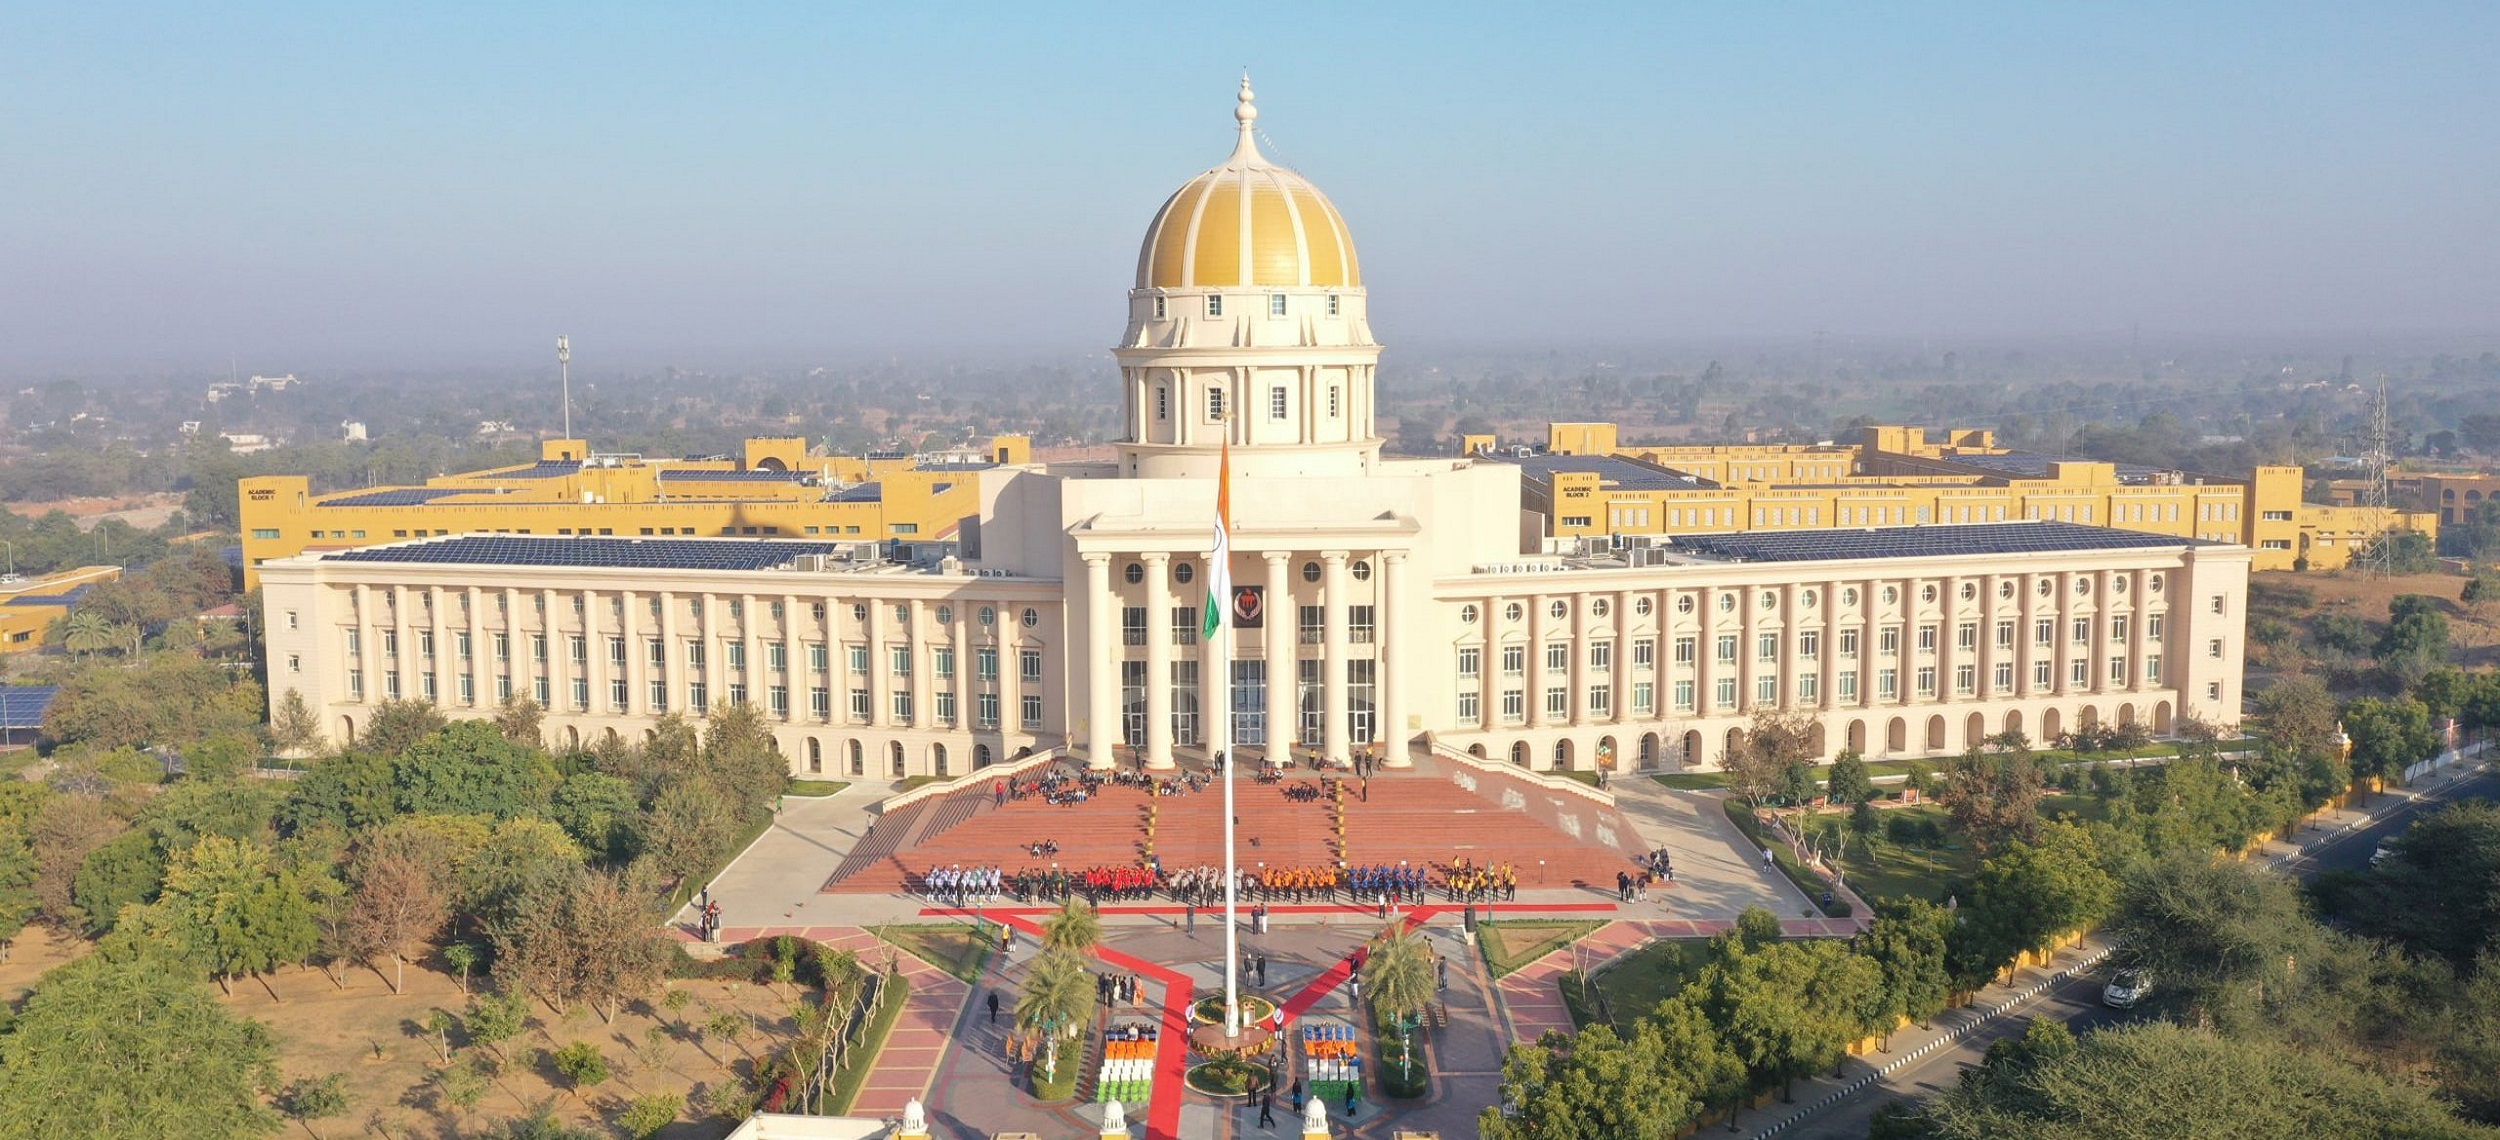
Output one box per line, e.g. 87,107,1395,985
3,3,2494,371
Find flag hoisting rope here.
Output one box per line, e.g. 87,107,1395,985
1210,428,1241,1037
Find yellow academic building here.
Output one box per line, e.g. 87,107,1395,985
237,435,1030,589
1493,422,2435,574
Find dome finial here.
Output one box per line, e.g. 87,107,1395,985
1230,72,1263,164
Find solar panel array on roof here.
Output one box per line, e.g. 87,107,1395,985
1669,521,2204,564
0,686,58,729
326,536,850,571
319,488,477,508
4,587,90,607
489,460,582,479
1499,454,1717,491
830,482,883,502
1945,451,2167,484
656,468,804,483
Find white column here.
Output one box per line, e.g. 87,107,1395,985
1083,554,1117,769
1201,551,1228,764
659,592,681,714
465,586,485,708
995,600,1020,743
1321,551,1350,765
1143,553,1174,769
1380,553,1411,766
1264,553,1292,760
1612,589,1634,727
742,593,763,716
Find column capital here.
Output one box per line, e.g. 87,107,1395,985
1142,551,1170,565
1321,550,1349,566
1081,552,1112,567
1262,551,1290,565
1382,550,1408,566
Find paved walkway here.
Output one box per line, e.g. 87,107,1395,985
1609,777,1822,918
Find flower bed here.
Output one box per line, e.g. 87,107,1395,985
1300,1022,1363,1104
1094,1025,1159,1108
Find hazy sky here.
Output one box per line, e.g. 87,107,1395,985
4,3,2495,373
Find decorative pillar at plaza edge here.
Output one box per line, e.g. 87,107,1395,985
1200,550,1228,764
1379,552,1411,766
1321,551,1351,765
1264,553,1292,759
1083,554,1117,769
1143,552,1175,770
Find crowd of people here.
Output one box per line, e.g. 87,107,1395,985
1442,859,1519,903
917,857,1561,907
917,864,1004,906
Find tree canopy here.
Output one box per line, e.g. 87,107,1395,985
0,954,281,1139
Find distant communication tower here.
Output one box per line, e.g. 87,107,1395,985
556,335,573,441
2358,375,2395,577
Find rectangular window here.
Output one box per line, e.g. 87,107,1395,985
1270,386,1288,420
571,677,589,711
1798,631,1819,661
2148,614,2165,641
1020,649,1042,683
646,638,664,668
1954,663,1975,694
1716,634,1738,664
1838,670,1858,702
1022,693,1044,729
1156,386,1169,420
1458,647,1481,678
1673,636,1696,665
767,641,787,672
1877,668,1898,699
976,691,999,728
1298,605,1325,645
2071,658,2091,686
2035,619,2055,648
977,647,999,681
1207,387,1226,421
1327,294,1341,316
1328,386,1341,417
1206,294,1224,317
847,644,868,673
2208,638,2224,659
891,689,913,723
2109,615,2128,643
1591,641,1612,669
1544,687,1568,718
1502,645,1526,676
345,628,362,656
933,646,955,680
610,677,627,709
1914,666,1936,696
727,682,747,707
1634,680,1655,714
1839,628,1860,657
2033,660,2052,690
2109,656,2128,684
347,669,364,699
891,645,912,677
1757,633,1778,662
1347,605,1375,644
2211,595,2227,616
1797,672,1819,702
1880,628,1900,656
1501,689,1525,723
1546,642,1569,673
1714,676,1738,709
1957,622,1977,651
1917,625,1937,654
810,687,828,719
381,630,398,659
608,637,626,669
2072,618,2091,644
568,635,586,665
1633,638,1655,668
2147,654,2162,683
1674,678,1696,711
808,642,828,672
1457,688,1481,726
935,690,955,726
1995,620,2015,650
535,676,551,705
1755,675,1777,706
1153,294,1167,319
849,688,869,720
495,675,511,701
1588,684,1612,717
1994,661,2015,692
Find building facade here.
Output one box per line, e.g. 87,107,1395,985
258,82,2253,776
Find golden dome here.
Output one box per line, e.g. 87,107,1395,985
1135,79,1360,291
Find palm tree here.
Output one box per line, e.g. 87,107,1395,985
1042,898,1102,954
63,610,110,660
1015,948,1095,1084
1365,922,1436,1081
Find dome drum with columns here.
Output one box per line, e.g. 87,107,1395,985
1115,78,1382,480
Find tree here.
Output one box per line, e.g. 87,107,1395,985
462,991,531,1061
2361,530,2441,576
276,1074,349,1132
1702,938,1884,1101
269,689,321,759
1915,1021,2496,1139
0,954,282,1139
362,699,448,757
2343,695,2442,783
549,771,641,863
61,609,112,660
704,1007,754,1063
1729,709,1820,811
444,941,480,995
1735,905,1784,952
29,793,120,926
150,835,326,996
618,1093,683,1139
566,866,671,1024
393,720,559,819
1480,1022,1704,1140
550,1041,610,1098
1933,739,2047,855
1367,922,1435,1079
2357,801,2500,968
1042,897,1103,954
2255,675,2341,767
1825,750,1876,807
2108,852,2316,1024
71,828,165,934
279,750,398,835
1015,948,1095,1082
342,850,449,995
1954,824,2115,986
1865,898,1955,1031
494,694,545,748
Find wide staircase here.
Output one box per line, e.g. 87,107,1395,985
827,760,1642,896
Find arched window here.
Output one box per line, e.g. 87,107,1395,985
889,741,906,777
806,738,823,774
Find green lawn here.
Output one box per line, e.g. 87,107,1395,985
1831,807,1978,903
1475,920,1607,979
785,779,850,797
872,922,996,984
1568,938,1716,1035
2037,792,2112,823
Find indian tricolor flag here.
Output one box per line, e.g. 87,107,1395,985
1203,439,1232,643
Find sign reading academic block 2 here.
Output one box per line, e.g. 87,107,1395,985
1230,585,1264,628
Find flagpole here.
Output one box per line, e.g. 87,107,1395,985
1215,426,1241,1039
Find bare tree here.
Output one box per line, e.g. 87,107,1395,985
344,851,450,995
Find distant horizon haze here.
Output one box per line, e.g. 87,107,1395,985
4,4,2495,375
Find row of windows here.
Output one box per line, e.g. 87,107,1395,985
1451,653,2171,726
314,594,1046,634
1154,381,1343,422
1453,576,2178,627
1151,293,1343,320
338,666,1050,730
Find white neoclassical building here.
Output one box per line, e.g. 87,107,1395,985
259,82,2251,778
